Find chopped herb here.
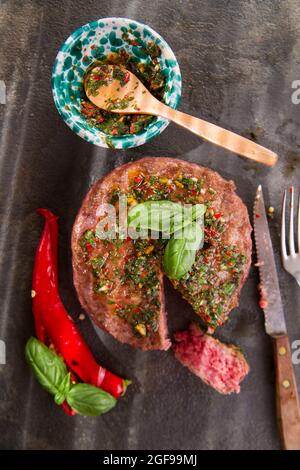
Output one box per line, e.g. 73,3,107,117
91,256,106,277
107,95,134,111
79,230,97,253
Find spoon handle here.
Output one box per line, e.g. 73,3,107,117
154,103,278,166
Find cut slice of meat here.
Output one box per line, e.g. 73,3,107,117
173,323,250,394
72,157,252,350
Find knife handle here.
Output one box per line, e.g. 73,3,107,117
273,335,300,450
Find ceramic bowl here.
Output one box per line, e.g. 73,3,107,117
52,17,182,149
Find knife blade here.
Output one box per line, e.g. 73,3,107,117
253,185,287,337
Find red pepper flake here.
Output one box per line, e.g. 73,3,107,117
131,41,140,46
214,213,221,219
83,55,89,62
124,253,134,262
255,213,260,218
93,74,102,81
290,186,293,193
81,108,94,118
112,128,118,136
91,44,95,49
134,175,143,184
82,101,94,110
96,115,105,123
124,72,130,84
86,242,93,253
259,299,268,309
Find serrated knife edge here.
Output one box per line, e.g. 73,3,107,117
253,185,287,336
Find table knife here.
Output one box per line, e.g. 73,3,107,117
253,184,300,450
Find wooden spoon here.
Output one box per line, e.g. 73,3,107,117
85,65,278,166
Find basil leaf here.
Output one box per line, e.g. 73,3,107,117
128,201,205,235
163,238,196,280
164,221,204,279
128,200,182,220
55,372,74,405
25,337,68,397
66,383,116,416
128,201,183,233
175,221,203,251
54,391,66,406
172,206,205,236
60,372,72,394
191,204,206,221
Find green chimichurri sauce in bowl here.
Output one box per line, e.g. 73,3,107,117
52,18,182,149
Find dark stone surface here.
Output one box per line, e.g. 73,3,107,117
1,0,300,450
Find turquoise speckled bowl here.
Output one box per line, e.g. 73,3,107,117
52,17,182,149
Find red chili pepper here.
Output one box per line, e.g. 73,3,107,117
214,213,221,219
32,209,129,407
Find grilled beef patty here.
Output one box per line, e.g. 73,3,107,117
72,157,252,350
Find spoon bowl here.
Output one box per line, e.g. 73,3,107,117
84,65,152,114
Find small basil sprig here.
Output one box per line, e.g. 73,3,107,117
128,201,205,279
25,337,116,416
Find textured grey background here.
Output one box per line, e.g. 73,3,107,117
1,0,300,450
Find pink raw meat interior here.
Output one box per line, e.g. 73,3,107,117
174,323,249,394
